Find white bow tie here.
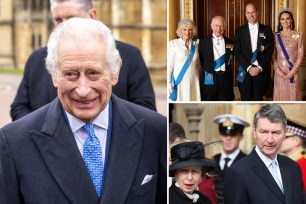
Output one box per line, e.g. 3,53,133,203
249,25,257,30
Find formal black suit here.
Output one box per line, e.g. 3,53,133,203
234,23,274,101
199,35,235,101
213,151,246,180
212,151,246,204
10,41,156,121
224,149,304,204
1,95,166,203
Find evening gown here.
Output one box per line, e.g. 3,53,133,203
273,31,304,101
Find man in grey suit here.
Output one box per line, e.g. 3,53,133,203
0,18,166,203
224,104,304,203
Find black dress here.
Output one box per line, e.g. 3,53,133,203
169,183,212,204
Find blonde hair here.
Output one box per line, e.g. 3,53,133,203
176,18,197,38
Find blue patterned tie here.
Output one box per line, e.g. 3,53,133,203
83,123,104,197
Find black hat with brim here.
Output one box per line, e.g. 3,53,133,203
169,141,216,177
169,157,215,177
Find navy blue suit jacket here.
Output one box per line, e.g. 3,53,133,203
10,41,156,121
224,149,304,204
1,95,166,203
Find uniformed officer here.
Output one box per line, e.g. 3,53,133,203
212,114,250,203
280,118,306,191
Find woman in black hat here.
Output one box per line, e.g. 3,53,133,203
169,141,216,204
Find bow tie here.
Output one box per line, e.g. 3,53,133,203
249,24,257,30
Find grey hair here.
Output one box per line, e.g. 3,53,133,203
253,104,287,130
176,18,197,37
45,17,121,78
50,0,93,11
211,16,227,27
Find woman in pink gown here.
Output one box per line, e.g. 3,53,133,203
273,9,304,101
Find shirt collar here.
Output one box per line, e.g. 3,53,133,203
221,148,241,161
255,146,279,168
65,102,109,133
212,33,223,40
248,22,259,30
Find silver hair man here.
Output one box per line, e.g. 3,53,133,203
45,17,122,78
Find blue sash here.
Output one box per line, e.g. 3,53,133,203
169,38,196,101
214,54,226,71
203,54,226,85
237,50,257,83
276,33,294,83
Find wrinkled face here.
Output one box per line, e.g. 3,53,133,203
175,166,202,194
254,118,285,160
211,18,225,37
182,24,193,41
53,39,118,123
220,133,243,154
51,1,95,26
280,13,292,30
245,4,258,24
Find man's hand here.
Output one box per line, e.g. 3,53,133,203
249,65,260,76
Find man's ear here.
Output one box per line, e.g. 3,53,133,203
52,76,58,88
88,8,97,19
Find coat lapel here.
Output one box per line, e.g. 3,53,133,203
257,24,265,53
208,35,215,72
32,99,98,204
250,150,285,202
100,96,144,204
243,24,253,53
279,156,292,204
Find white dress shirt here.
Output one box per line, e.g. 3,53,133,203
212,33,226,71
247,22,262,71
219,148,241,170
65,103,109,163
255,146,283,188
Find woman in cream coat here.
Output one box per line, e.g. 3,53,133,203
168,19,201,101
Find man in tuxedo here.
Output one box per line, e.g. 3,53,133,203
224,104,304,203
234,3,274,101
10,0,156,121
0,18,166,203
199,16,235,101
212,114,250,203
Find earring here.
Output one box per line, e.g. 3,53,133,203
280,25,283,30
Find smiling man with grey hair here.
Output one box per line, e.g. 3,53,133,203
198,15,235,101
10,0,156,121
0,17,166,204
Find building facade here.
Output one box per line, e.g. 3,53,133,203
0,0,167,85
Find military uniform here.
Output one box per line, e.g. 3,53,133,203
286,119,306,191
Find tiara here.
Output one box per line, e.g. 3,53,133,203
279,7,292,13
